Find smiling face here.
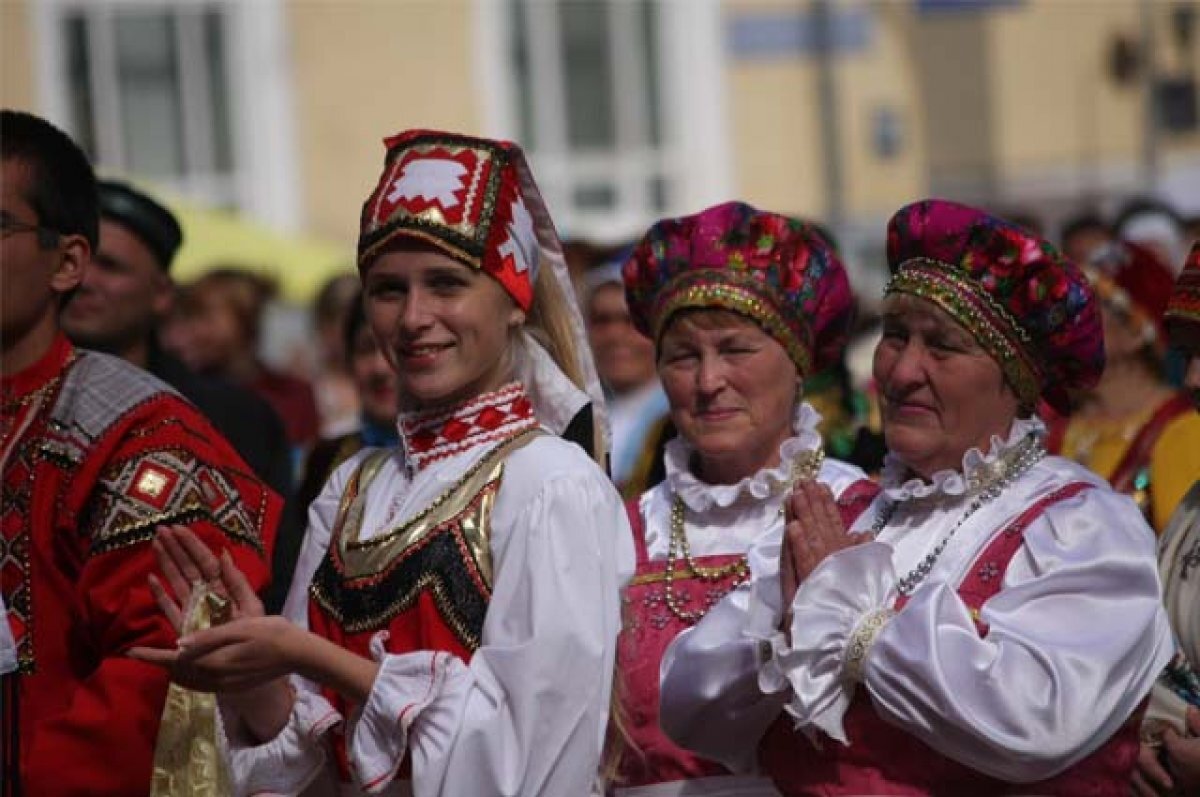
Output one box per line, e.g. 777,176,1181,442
658,309,798,485
362,241,523,411
62,218,171,361
873,294,1022,479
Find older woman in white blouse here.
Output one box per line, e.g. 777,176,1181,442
660,199,1173,795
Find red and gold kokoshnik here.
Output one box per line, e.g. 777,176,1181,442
358,129,541,311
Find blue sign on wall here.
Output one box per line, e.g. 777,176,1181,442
727,6,873,61
916,0,1022,13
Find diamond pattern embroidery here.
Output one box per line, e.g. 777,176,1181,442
402,384,538,472
89,449,263,556
1,440,36,672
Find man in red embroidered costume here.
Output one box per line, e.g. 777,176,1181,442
0,110,279,796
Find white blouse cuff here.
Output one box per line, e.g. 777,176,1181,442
346,633,456,792
221,683,342,795
770,541,896,744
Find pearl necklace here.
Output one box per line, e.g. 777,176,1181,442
663,448,825,623
871,434,1045,597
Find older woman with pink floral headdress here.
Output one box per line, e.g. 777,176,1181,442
610,202,878,796
132,130,634,796
660,199,1173,795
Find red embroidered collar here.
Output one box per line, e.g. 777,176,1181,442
1,333,74,410
398,382,538,473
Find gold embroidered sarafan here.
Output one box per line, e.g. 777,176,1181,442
310,431,539,652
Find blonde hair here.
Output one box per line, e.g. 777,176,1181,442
521,260,610,466
524,260,585,390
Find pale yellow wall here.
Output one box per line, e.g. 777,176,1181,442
837,4,927,217
0,1,35,112
286,0,481,244
722,1,926,220
1156,0,1200,157
908,10,996,196
726,59,826,216
722,1,824,217
988,1,1142,178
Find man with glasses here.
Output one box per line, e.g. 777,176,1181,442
0,109,279,796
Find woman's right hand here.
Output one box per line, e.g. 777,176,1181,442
779,481,870,633
148,524,265,635
135,525,297,742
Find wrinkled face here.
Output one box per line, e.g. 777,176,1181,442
874,294,1021,479
349,316,401,427
0,159,82,361
362,243,521,410
586,283,657,394
658,310,798,484
62,219,170,355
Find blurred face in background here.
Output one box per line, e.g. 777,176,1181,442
1171,322,1200,410
587,283,657,394
181,284,246,373
350,317,400,427
62,218,171,358
1062,226,1112,268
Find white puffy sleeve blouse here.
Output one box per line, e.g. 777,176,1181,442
660,418,1174,783
222,434,635,796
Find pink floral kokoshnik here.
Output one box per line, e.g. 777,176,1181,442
885,199,1104,415
1165,242,1200,337
621,201,854,377
357,129,546,311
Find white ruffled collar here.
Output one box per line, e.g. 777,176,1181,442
664,402,824,512
879,415,1046,502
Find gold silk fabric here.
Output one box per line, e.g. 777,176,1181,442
150,581,231,797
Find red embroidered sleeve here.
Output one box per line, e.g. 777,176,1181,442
22,398,281,795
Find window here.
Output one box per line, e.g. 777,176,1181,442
482,0,729,241
33,0,298,228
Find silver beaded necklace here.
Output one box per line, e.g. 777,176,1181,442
870,434,1046,597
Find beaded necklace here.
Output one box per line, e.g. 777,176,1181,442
870,433,1045,597
663,447,825,623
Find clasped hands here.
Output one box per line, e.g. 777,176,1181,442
1133,706,1200,797
128,524,299,694
778,481,870,638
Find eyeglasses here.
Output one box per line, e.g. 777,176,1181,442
0,213,59,243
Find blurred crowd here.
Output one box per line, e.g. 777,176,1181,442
66,180,1200,613
7,106,1200,797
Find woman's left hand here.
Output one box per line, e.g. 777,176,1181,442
129,615,301,694
780,480,869,621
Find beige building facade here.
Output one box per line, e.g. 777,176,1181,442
2,0,1197,297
